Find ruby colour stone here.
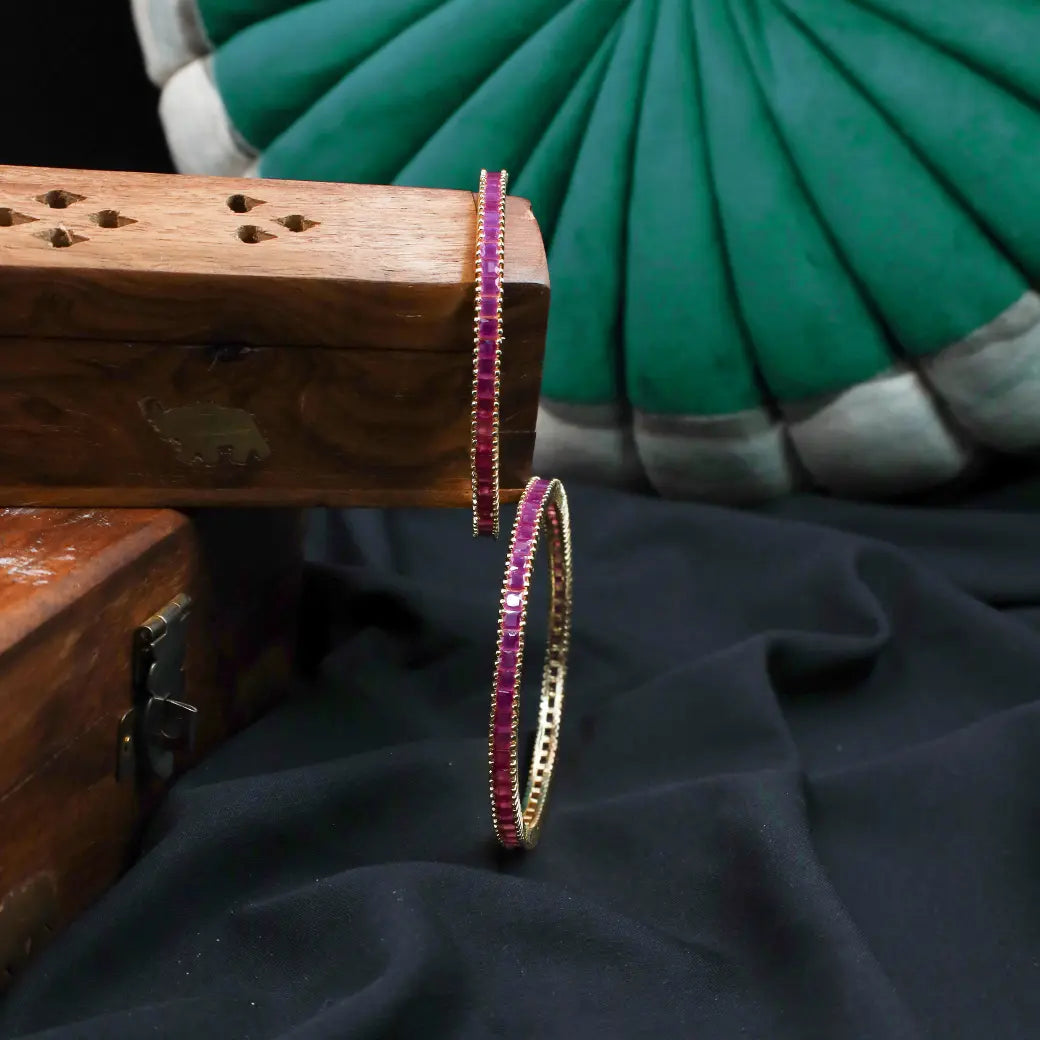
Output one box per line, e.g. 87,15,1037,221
473,173,508,542
501,629,520,652
503,608,521,631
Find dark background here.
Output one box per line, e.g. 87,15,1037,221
2,3,171,173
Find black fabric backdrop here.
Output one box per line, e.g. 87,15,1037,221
2,482,1040,1039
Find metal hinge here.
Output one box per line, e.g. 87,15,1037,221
117,593,198,782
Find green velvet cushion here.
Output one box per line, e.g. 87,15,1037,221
133,0,1040,502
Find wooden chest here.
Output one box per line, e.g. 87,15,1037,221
0,506,303,988
0,165,549,508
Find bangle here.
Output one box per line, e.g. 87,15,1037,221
489,476,573,849
471,169,507,539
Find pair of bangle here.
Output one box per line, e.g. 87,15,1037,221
470,171,573,850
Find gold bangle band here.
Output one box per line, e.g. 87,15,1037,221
471,168,507,539
489,476,573,849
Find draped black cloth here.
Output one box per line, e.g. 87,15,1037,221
3,478,1040,1039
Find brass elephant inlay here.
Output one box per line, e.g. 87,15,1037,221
139,399,271,467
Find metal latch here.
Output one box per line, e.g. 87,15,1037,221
117,593,198,782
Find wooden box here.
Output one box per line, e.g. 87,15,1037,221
0,165,550,507
0,507,303,988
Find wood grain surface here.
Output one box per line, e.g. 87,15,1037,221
0,166,549,507
0,165,549,349
0,507,302,981
0,337,538,507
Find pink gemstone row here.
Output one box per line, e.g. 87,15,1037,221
491,476,552,846
473,170,505,537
